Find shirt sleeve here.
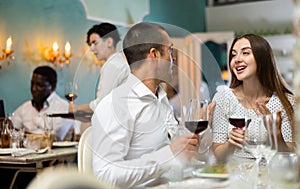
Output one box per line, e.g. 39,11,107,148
212,91,230,143
11,104,25,130
280,94,295,142
51,96,75,141
92,99,175,188
89,58,129,111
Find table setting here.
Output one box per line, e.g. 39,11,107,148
150,99,229,189
151,164,230,189
153,98,300,189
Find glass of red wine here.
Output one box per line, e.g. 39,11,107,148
184,99,208,134
64,82,78,103
226,99,251,130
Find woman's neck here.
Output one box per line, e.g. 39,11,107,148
240,82,271,110
242,85,266,101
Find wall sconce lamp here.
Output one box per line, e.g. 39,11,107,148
0,36,15,70
43,41,72,68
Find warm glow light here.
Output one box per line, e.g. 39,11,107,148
64,41,71,57
52,41,59,56
5,36,12,54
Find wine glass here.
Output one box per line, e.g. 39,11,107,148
184,99,208,134
64,82,78,104
184,99,209,168
243,114,274,188
226,98,251,130
260,113,278,188
269,152,298,189
43,114,53,152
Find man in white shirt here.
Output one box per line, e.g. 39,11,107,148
70,23,130,121
92,22,200,188
12,66,74,141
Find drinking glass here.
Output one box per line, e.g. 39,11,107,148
269,152,299,189
17,126,25,148
225,98,251,130
227,155,258,189
184,99,208,134
10,127,19,149
260,113,278,188
43,114,53,151
184,99,209,168
64,82,78,104
243,114,274,188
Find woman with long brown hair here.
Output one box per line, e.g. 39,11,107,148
211,34,295,162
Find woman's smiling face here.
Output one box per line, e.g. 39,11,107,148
230,37,257,81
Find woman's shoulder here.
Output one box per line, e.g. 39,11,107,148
286,93,296,105
213,85,232,100
272,92,295,102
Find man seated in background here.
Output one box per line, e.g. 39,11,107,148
12,66,75,141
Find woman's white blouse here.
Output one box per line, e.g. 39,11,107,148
212,87,295,159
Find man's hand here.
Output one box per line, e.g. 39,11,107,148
170,133,199,161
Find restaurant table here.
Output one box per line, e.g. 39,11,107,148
0,147,78,189
149,178,229,189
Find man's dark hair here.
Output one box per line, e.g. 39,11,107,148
86,22,121,48
123,22,167,66
33,66,57,86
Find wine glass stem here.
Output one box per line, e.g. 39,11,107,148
255,157,261,189
266,161,271,189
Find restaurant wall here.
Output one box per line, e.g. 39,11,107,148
0,0,102,113
0,0,206,113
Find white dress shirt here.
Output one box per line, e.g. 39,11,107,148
212,87,295,159
89,52,130,111
12,92,74,141
92,74,179,188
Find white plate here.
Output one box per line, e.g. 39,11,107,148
0,148,27,155
52,141,78,147
193,170,229,179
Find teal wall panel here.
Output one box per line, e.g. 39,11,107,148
0,0,207,113
144,0,206,36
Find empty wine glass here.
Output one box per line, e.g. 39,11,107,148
243,114,274,188
260,113,278,188
43,114,53,152
269,152,299,189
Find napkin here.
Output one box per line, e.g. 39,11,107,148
11,147,49,157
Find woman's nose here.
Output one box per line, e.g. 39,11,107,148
234,53,242,63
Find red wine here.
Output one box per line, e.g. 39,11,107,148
229,118,251,129
185,120,208,134
65,93,78,102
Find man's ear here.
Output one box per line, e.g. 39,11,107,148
106,37,114,48
51,83,56,92
149,48,159,61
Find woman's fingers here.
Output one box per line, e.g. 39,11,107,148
228,129,244,148
256,103,271,115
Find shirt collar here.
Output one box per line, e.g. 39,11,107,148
129,74,167,101
31,92,56,109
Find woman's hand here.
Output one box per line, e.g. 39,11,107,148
228,128,244,149
256,102,271,115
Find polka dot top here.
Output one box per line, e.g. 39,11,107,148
212,87,295,159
